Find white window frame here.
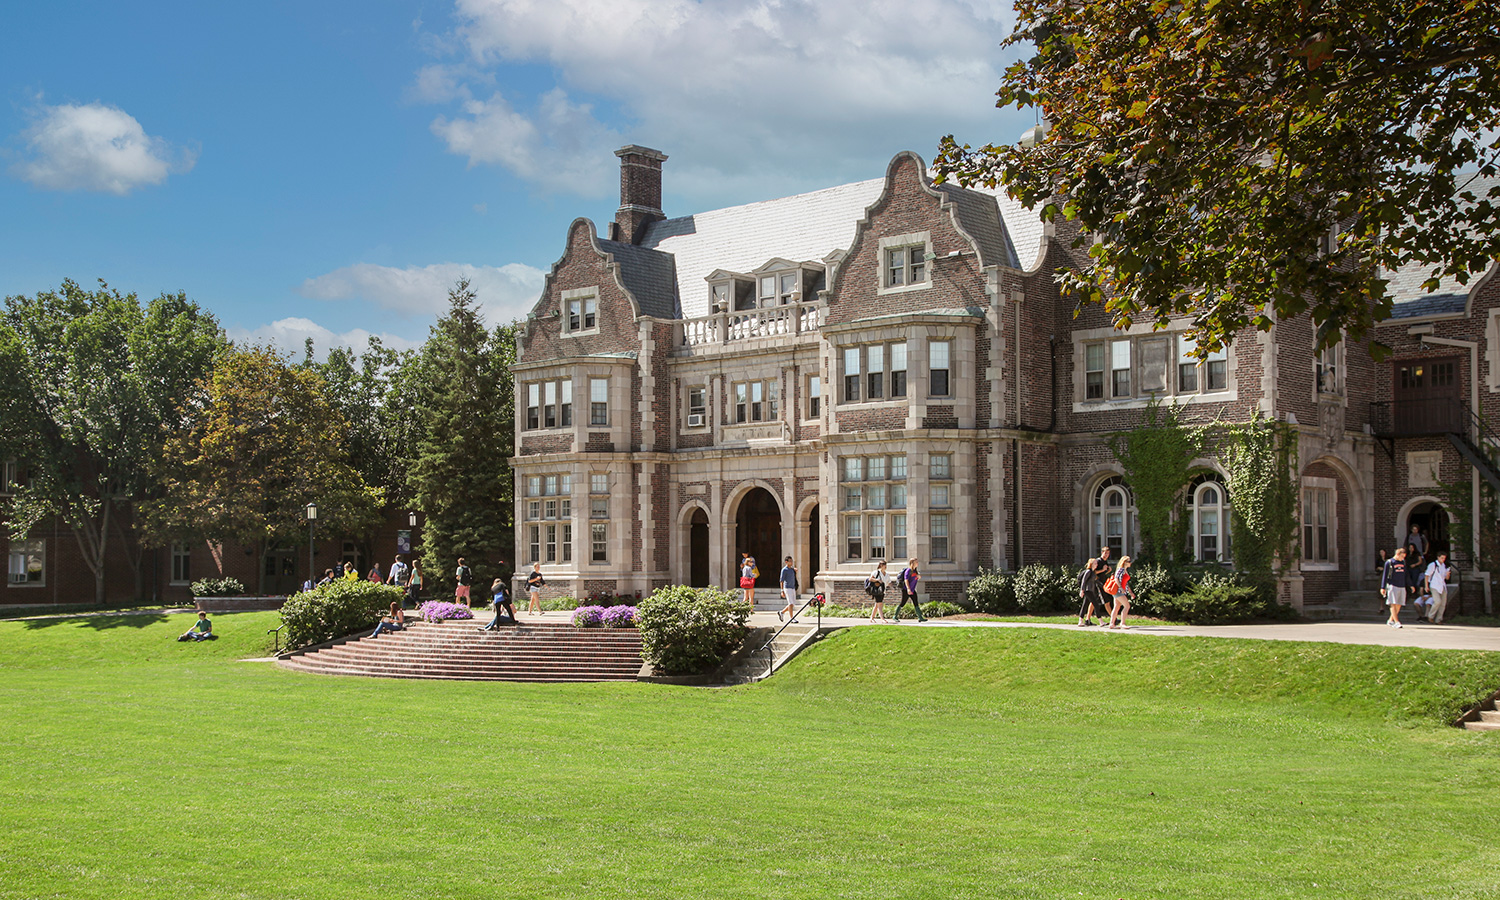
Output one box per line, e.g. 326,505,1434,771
731,379,778,424
591,523,607,564
929,340,951,399
841,454,908,561
526,378,572,431
170,542,192,585
878,232,932,294
806,375,821,419
7,539,45,587
1300,477,1338,570
1315,341,1342,397
1,459,19,496
561,288,599,336
930,513,951,561
1078,330,1233,409
686,385,707,427
589,377,608,427
1090,476,1135,559
1186,474,1231,564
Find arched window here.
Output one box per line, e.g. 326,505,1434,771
1186,473,1230,563
1091,476,1134,558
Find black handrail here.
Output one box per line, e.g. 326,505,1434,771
268,623,285,655
756,592,824,679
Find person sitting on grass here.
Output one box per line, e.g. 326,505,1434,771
483,578,517,630
178,612,216,642
370,602,405,639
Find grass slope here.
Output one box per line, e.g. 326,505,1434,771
0,614,1497,900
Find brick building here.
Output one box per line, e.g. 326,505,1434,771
511,145,1498,614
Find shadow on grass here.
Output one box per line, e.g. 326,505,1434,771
22,613,170,631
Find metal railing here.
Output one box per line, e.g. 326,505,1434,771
268,623,285,655
756,592,824,679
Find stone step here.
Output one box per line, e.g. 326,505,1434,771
277,661,636,683
1478,709,1500,723
1463,720,1500,731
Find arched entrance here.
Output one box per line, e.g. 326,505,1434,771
807,504,820,582
688,508,710,587
735,487,782,588
1406,501,1450,558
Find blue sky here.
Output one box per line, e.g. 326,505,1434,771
1,0,1030,354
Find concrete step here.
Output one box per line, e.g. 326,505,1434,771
1477,709,1500,724
1463,720,1500,732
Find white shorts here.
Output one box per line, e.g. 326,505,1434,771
782,587,796,602
1385,586,1406,607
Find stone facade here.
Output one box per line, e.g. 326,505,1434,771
510,147,1498,612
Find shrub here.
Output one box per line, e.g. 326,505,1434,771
637,585,750,676
1014,564,1072,613
572,605,605,628
419,601,474,622
542,597,580,612
966,567,1017,614
921,600,967,618
602,605,638,628
190,577,246,597
1150,582,1266,625
280,580,402,651
1125,562,1184,615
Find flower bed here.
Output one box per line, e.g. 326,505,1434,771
572,604,637,628
419,601,474,622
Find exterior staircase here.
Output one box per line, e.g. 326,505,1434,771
1303,590,1388,621
277,619,643,682
1461,694,1500,732
720,621,820,684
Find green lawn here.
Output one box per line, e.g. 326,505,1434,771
1,611,1498,899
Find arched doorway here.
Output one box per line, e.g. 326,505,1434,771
735,487,782,588
1406,501,1450,559
688,508,710,587
807,504,820,582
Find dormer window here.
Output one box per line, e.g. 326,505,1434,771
878,232,932,293
561,288,598,335
712,283,730,311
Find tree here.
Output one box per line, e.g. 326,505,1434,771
142,346,382,591
936,0,1500,353
408,280,516,593
0,281,225,604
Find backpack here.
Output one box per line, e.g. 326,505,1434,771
751,563,760,578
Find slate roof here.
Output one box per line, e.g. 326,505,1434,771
937,184,1019,269
595,238,681,320
1383,173,1500,321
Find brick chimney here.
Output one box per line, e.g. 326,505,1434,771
612,145,668,244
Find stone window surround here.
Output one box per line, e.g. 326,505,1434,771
832,440,966,570
877,231,933,295
1299,475,1339,571
833,323,964,411
1071,320,1238,413
1406,450,1442,489
560,287,599,337
1313,335,1346,403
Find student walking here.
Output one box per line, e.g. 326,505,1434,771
866,560,892,623
1380,547,1408,628
1406,547,1429,621
1107,555,1135,629
367,562,383,583
406,560,424,607
777,556,798,622
1077,558,1102,627
454,557,473,607
483,578,516,629
387,554,410,605
739,553,758,610
1425,552,1454,624
892,558,926,623
526,563,545,616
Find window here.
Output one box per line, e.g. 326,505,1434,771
931,514,950,560
892,514,907,561
867,344,885,400
1091,476,1134,558
1187,474,1230,563
591,524,607,563
1,460,19,495
1085,344,1106,399
526,379,572,430
170,542,191,585
1302,486,1332,563
589,378,608,426
527,473,572,498
807,375,821,418
929,453,952,508
885,245,927,287
1316,344,1340,395
843,347,861,402
687,386,706,424
565,295,597,333
732,380,778,423
591,473,608,519
890,342,908,398
930,340,951,398
1205,345,1228,391
539,522,572,563
841,454,908,560
529,526,541,564
1177,337,1198,392
7,539,44,586
1111,340,1131,398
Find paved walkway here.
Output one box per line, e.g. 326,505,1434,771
749,612,1500,652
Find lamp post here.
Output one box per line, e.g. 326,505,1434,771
305,502,318,591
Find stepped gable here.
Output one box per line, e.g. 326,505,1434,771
278,620,643,683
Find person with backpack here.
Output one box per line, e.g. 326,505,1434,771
1077,557,1102,627
454,557,473,608
526,563,546,616
777,556,798,622
1106,555,1135,629
892,558,926,623
1379,547,1408,628
866,560,892,623
1425,551,1455,624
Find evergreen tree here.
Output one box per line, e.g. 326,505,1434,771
409,279,515,593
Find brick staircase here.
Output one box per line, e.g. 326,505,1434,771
1462,695,1500,732
1303,590,1388,622
277,620,643,683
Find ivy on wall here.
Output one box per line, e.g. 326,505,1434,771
1221,414,1300,580
1106,400,1208,566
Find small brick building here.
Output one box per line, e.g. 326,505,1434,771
510,146,1498,613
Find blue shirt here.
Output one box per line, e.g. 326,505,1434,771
779,565,797,590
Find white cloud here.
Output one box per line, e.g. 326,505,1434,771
420,0,1023,196
226,318,422,360
10,102,195,194
298,261,547,324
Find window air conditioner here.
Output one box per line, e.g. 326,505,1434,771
686,413,705,428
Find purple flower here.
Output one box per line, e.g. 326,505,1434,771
571,605,606,628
